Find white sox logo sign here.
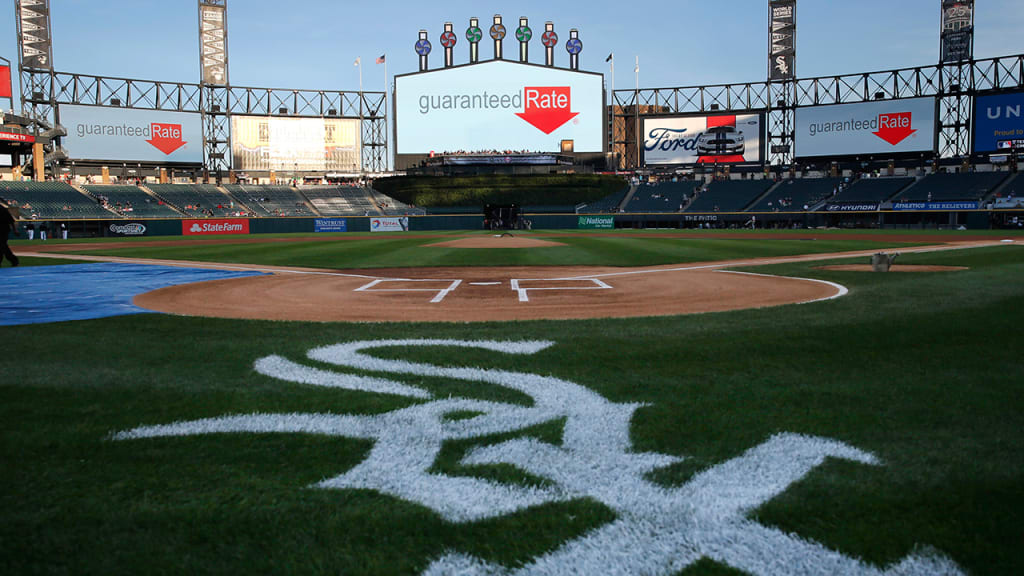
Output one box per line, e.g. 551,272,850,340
113,340,963,575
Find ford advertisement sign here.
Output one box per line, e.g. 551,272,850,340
60,104,204,163
395,60,603,154
974,91,1024,154
643,114,763,165
794,98,936,158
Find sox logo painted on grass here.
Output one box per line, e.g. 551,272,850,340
113,340,964,576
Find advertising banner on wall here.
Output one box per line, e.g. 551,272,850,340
231,116,361,172
369,217,409,232
578,215,614,229
108,222,148,236
973,91,1024,154
643,114,763,165
395,60,603,154
794,98,936,158
182,219,250,236
314,218,348,232
60,104,204,163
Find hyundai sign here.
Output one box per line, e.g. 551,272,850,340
60,104,204,163
974,91,1024,153
794,98,936,158
643,114,763,165
395,60,603,154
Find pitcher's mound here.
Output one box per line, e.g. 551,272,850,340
815,264,968,272
425,236,567,249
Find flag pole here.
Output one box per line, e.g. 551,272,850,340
634,55,640,171
384,57,389,172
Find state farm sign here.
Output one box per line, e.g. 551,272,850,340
794,98,936,158
182,219,250,236
395,60,603,154
60,104,203,163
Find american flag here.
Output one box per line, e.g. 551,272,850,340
376,54,386,65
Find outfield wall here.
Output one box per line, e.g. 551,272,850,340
14,209,1022,241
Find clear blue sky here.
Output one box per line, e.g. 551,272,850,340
1,0,1023,100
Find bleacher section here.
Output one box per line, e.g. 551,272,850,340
224,184,314,217
828,177,914,205
301,186,379,216
365,187,426,215
685,180,774,213
893,172,1009,202
0,181,113,219
148,184,246,217
626,182,700,213
750,178,842,212
82,185,182,218
578,186,631,213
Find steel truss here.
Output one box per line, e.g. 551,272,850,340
20,69,389,172
613,53,1024,169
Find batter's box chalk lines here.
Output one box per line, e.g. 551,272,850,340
354,279,463,303
510,278,613,303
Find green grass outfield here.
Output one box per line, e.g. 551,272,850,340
2,232,1023,575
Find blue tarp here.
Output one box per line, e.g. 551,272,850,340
0,262,266,326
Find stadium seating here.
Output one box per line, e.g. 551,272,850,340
82,185,182,218
147,184,247,217
685,180,774,213
300,186,380,216
578,185,631,213
0,181,114,219
749,178,842,212
828,177,914,205
365,187,426,215
224,185,315,217
625,182,700,213
893,172,1009,202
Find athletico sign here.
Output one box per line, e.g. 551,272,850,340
60,104,203,163
182,219,250,236
794,98,936,158
395,60,603,154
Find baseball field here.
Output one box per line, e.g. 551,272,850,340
2,229,1023,575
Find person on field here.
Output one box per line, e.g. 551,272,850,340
1,199,20,267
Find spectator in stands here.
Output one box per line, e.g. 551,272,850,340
1,198,20,267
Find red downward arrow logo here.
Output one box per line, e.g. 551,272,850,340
872,112,916,146
515,86,579,134
146,123,187,155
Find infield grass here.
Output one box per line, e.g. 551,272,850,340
1,238,1022,575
